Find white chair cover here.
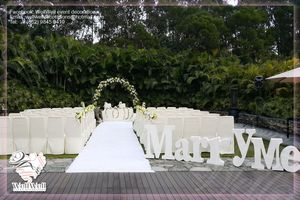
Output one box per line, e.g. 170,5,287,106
167,107,177,110
29,116,47,153
47,117,65,154
167,117,184,152
198,116,219,138
12,116,30,153
0,116,13,154
183,117,201,138
65,116,85,154
217,116,234,154
9,113,21,117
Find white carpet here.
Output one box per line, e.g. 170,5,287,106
66,121,153,173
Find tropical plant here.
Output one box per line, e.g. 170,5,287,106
7,33,296,118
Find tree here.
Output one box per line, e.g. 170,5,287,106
225,7,273,63
174,11,226,54
268,6,293,58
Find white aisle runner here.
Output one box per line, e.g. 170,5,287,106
66,121,153,173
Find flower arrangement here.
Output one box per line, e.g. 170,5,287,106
75,77,157,122
93,77,140,107
136,102,158,120
75,102,95,122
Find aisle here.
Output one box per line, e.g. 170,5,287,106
66,121,153,173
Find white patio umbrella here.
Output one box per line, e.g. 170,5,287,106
266,67,300,83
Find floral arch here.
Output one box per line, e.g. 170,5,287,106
76,77,157,122
92,77,140,107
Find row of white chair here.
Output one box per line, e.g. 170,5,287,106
147,107,211,115
133,108,234,154
0,108,96,155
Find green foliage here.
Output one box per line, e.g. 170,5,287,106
7,33,295,118
175,11,226,53
8,80,81,111
0,25,4,110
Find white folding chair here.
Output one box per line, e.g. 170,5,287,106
199,116,219,138
12,116,30,153
147,107,156,111
47,117,65,154
141,116,167,151
91,118,96,131
156,107,167,111
21,113,40,117
167,117,184,152
29,116,47,153
178,107,188,110
217,116,234,154
83,117,91,143
0,116,13,155
87,111,96,132
133,111,143,133
190,110,204,116
9,113,21,117
135,115,151,138
74,107,83,109
167,107,177,110
62,107,73,110
40,108,51,112
181,110,195,115
64,116,85,154
209,113,220,117
200,111,209,115
102,109,113,121
183,117,201,138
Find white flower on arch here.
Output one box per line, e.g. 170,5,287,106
92,77,140,107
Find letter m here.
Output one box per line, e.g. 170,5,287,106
144,124,175,160
251,138,283,171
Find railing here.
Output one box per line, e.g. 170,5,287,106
287,118,300,138
213,111,298,138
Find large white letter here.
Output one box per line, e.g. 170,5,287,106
174,139,191,161
144,124,175,159
251,138,283,171
206,137,225,166
233,129,255,167
280,146,300,173
190,136,208,163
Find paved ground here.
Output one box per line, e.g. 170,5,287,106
235,123,300,147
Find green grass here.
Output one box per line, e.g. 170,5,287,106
44,154,78,159
0,155,9,160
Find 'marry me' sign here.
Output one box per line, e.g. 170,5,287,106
144,126,300,173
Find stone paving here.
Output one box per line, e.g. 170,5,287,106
235,123,300,147
149,158,264,172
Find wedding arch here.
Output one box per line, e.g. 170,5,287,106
92,77,140,107
76,77,156,122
